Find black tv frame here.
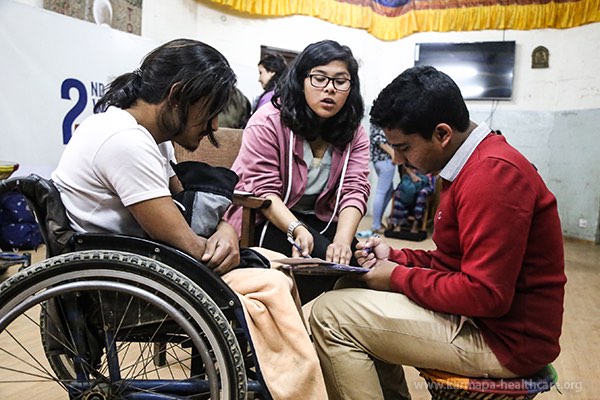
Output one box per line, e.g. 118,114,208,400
414,41,516,101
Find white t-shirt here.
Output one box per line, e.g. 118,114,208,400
52,107,176,236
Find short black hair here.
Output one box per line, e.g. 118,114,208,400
370,65,470,140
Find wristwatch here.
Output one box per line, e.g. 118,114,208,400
287,220,307,240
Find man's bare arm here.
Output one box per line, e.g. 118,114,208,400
128,196,207,263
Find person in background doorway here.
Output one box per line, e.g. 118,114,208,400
310,65,566,400
253,53,287,113
225,40,370,304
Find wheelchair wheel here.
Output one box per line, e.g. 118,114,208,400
0,250,247,399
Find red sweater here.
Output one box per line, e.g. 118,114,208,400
389,134,566,376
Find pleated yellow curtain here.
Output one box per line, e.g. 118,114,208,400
206,0,600,40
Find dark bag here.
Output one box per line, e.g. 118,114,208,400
170,161,269,269
0,191,43,250
171,160,239,237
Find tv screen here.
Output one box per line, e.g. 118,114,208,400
414,41,516,101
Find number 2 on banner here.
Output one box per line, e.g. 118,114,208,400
61,78,87,144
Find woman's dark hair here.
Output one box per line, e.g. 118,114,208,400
273,40,364,148
252,53,287,113
94,38,236,146
370,65,470,140
259,53,287,92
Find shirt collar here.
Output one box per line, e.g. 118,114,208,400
439,122,492,182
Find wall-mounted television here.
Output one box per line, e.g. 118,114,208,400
414,41,516,101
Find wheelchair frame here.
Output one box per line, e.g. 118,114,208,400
0,174,271,399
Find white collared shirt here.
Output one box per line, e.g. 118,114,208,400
439,122,492,182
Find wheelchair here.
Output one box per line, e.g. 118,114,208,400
0,174,271,399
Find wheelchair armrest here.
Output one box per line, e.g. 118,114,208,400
71,232,242,311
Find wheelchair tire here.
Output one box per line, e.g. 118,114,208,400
0,250,247,400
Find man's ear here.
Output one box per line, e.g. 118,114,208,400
434,123,453,147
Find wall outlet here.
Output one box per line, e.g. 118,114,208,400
578,218,588,228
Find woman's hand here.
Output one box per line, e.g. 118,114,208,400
355,237,390,268
328,206,362,264
292,226,314,258
326,241,352,265
202,221,240,275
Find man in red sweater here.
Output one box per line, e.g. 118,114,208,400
309,66,566,400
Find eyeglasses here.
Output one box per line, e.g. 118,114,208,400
307,74,352,92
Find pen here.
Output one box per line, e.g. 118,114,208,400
364,234,380,254
287,236,309,258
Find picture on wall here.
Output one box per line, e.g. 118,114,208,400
43,0,142,35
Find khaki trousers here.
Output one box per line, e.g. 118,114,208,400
309,287,517,400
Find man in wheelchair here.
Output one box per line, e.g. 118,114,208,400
0,39,325,400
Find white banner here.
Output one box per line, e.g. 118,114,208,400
0,1,159,177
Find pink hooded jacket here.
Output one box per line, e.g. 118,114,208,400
224,103,370,237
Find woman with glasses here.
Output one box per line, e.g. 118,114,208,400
225,40,370,304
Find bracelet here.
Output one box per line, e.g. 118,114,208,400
287,220,307,240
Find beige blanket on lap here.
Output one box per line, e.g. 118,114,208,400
223,264,327,400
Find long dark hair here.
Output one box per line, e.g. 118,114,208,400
274,40,364,148
252,53,287,113
94,39,236,146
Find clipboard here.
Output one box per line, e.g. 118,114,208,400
272,257,370,275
